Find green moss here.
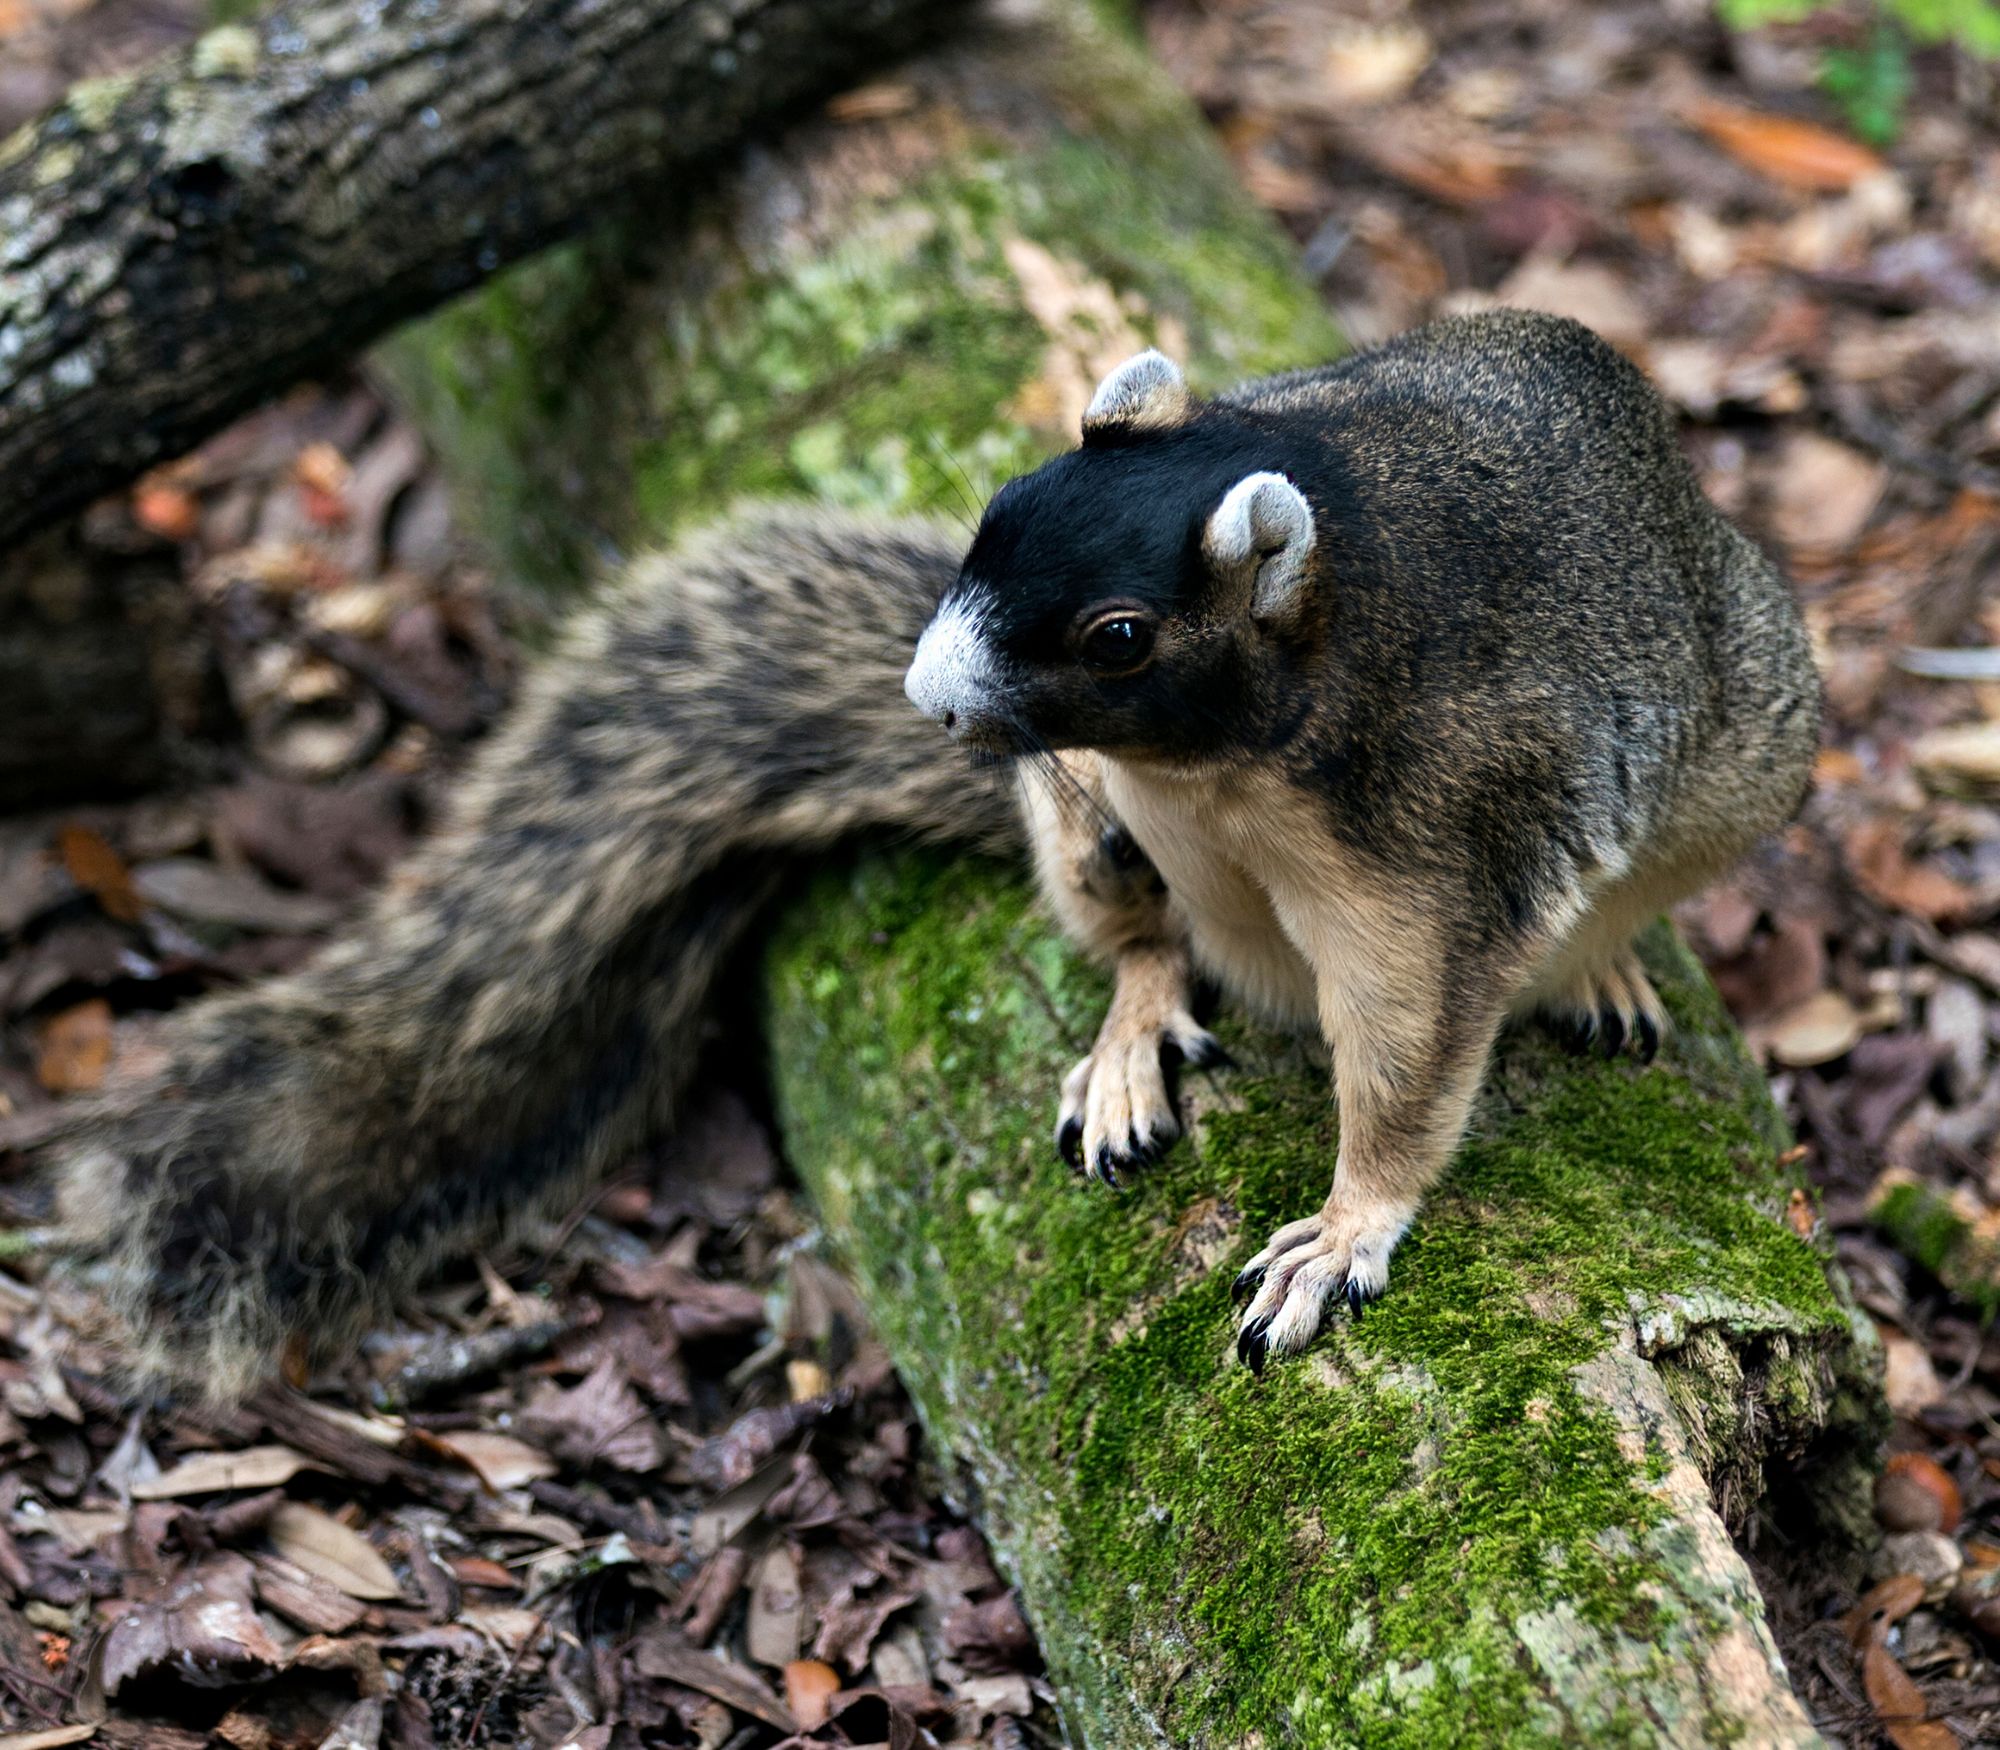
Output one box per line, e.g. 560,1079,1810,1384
768,854,1854,1747
1873,1178,2000,1321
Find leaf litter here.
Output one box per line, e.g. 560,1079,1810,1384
6,0,2000,1741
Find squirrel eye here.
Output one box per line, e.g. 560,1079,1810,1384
1079,613,1155,672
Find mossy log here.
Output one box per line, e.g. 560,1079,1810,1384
379,2,1881,1741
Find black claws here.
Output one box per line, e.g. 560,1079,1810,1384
1235,1274,1380,1370
1092,1145,1125,1192
1552,1008,1660,1065
1176,1033,1236,1072
1066,1124,1178,1185
1597,1011,1626,1059
1237,1313,1272,1375
1554,1013,1595,1056
1057,1116,1084,1173
1061,1027,1241,1182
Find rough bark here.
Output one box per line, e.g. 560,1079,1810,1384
377,2,1882,1741
0,0,966,555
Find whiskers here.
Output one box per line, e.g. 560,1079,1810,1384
1009,720,1122,840
917,428,987,538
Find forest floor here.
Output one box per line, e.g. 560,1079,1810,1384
2,0,2000,1745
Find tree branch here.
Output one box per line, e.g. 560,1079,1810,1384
0,0,965,554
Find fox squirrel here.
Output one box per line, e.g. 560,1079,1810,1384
58,310,1818,1394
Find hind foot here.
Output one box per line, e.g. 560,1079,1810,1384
1541,949,1667,1062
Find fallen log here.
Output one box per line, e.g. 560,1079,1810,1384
0,0,965,555
379,1,1881,1739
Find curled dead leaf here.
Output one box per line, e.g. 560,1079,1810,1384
1763,989,1865,1068
1879,1329,1947,1418
1322,24,1431,107
101,1559,288,1696
1685,98,1888,193
1862,1638,1958,1750
35,999,113,1094
784,1657,842,1730
416,1429,558,1492
1912,724,2000,792
266,1502,400,1600
1846,1573,1926,1649
56,824,141,923
132,1444,316,1500
1845,819,1979,925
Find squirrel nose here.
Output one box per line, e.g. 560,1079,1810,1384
906,601,1002,737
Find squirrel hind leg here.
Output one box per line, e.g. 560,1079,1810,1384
1534,945,1668,1063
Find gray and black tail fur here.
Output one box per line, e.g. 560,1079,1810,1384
60,508,1016,1398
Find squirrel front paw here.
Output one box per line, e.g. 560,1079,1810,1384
1054,1002,1227,1190
1229,1196,1413,1371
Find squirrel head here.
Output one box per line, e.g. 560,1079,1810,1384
904,351,1322,762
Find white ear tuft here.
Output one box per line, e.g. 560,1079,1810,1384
1082,350,1192,437
1204,471,1316,621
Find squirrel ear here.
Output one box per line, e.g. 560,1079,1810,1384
1082,350,1192,437
1204,471,1316,621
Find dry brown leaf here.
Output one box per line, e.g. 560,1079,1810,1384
132,1444,315,1500
1767,432,1884,552
461,1605,544,1654
784,1658,842,1732
1862,1640,1957,1750
1686,98,1887,193
1880,1329,1947,1418
56,824,141,923
421,1429,558,1491
101,1559,288,1696
519,1357,669,1474
266,1502,400,1600
448,1555,520,1592
632,1628,797,1731
747,1542,803,1669
1913,724,2000,791
0,1729,99,1749
1763,989,1864,1067
826,81,916,122
1490,255,1648,349
1322,24,1431,107
132,859,342,933
132,480,201,543
1847,1573,1927,1647
35,999,112,1094
1785,1187,1815,1240
293,441,352,529
1846,819,1979,924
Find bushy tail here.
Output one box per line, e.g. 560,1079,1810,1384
59,508,1016,1398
